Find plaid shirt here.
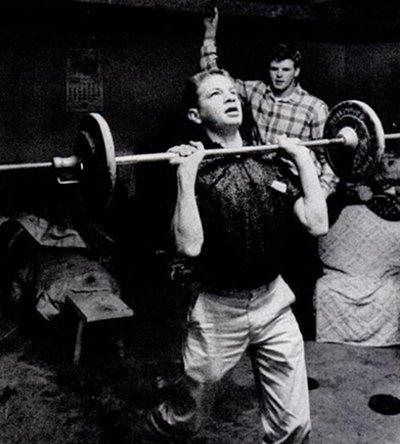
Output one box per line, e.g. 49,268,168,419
200,39,339,196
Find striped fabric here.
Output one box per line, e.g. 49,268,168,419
200,39,339,196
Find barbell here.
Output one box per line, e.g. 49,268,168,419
1,100,400,219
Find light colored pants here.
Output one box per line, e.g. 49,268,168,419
150,275,311,443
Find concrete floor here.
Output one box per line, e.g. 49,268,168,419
1,304,400,444
305,341,400,444
222,341,400,444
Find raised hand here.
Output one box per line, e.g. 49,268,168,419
204,6,219,39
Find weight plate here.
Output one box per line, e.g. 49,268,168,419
323,100,385,183
74,113,116,220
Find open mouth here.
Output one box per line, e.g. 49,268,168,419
225,106,240,116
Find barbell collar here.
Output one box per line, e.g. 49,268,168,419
52,155,81,185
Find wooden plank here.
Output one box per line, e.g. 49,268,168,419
67,292,134,323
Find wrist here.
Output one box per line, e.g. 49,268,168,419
177,168,197,188
292,150,314,168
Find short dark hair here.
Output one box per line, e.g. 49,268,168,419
270,43,302,68
183,69,234,111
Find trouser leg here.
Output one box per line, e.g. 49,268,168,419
250,278,311,444
149,290,250,438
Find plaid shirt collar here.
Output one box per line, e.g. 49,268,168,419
266,84,304,105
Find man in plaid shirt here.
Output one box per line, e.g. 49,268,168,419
200,8,338,197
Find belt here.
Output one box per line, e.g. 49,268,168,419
198,274,280,299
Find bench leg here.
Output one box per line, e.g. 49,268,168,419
73,320,85,365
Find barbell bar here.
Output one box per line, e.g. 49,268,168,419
68,100,397,216
1,100,399,219
114,135,348,164
0,161,53,171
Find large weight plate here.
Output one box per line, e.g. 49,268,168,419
323,100,385,183
74,113,116,220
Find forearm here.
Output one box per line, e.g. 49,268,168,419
294,153,328,236
309,149,339,198
172,173,204,257
310,103,338,196
319,161,339,198
200,35,218,71
200,10,219,71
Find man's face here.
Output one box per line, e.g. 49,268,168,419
269,59,300,96
190,74,242,130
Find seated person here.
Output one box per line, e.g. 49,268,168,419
139,69,328,444
315,163,400,346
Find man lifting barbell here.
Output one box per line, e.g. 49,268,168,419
137,68,328,444
199,7,338,338
0,100,394,220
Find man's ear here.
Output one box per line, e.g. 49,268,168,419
188,108,202,125
294,67,301,80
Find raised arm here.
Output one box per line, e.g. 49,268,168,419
200,7,219,71
199,7,263,113
278,136,328,237
169,142,205,257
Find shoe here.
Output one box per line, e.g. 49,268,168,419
128,411,189,444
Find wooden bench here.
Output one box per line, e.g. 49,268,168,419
67,292,134,364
